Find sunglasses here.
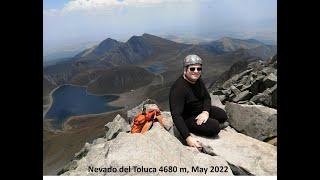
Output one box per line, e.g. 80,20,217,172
189,67,202,72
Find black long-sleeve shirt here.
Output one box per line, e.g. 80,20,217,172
169,75,211,139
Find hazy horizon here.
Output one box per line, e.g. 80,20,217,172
43,0,277,61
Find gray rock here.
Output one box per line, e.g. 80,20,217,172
238,69,253,78
61,124,233,176
239,75,249,85
222,89,232,96
261,67,276,76
235,83,244,90
212,90,225,95
257,70,265,77
250,93,272,107
249,76,254,83
225,102,277,141
250,76,264,95
262,84,276,95
228,94,236,101
268,84,277,93
193,126,277,175
250,72,257,78
105,114,131,140
222,77,237,89
237,101,256,105
230,85,241,95
253,84,277,108
262,73,277,90
156,112,183,143
240,84,251,92
247,101,256,105
218,95,226,103
159,111,174,131
210,94,225,110
222,69,252,89
232,90,252,103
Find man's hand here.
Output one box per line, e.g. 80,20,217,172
195,111,209,125
186,136,202,151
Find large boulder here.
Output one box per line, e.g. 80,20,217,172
61,124,233,176
225,102,277,141
105,114,131,140
193,126,277,176
210,94,225,110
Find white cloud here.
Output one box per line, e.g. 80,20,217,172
44,0,201,15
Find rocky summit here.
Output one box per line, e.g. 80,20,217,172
59,95,277,176
211,55,277,109
43,34,277,176
56,55,278,176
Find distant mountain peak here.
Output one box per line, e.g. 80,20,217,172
92,38,122,55
142,33,157,38
127,33,162,42
99,38,120,46
127,35,143,43
206,36,267,53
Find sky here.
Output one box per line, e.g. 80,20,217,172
43,0,277,58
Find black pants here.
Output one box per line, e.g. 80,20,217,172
185,106,228,137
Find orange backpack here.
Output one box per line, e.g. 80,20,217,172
131,107,164,134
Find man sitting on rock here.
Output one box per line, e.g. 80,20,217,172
169,54,229,150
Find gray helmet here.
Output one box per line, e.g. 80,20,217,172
184,54,202,67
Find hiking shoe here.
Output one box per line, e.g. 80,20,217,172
219,121,230,130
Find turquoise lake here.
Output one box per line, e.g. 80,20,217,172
45,85,122,128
